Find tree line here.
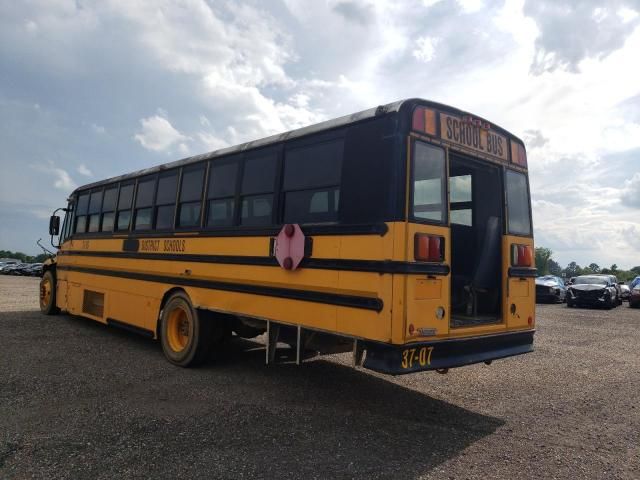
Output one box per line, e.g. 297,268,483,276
0,250,50,264
535,247,640,282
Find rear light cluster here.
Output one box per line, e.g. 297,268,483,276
511,244,533,267
414,233,444,262
510,141,527,167
411,107,437,136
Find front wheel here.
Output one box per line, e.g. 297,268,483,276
605,296,614,310
39,270,60,315
159,292,222,367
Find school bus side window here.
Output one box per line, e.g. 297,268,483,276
134,176,156,231
155,171,179,230
283,139,343,224
87,189,103,233
74,192,90,233
412,142,446,223
207,159,239,227
240,152,277,226
116,183,134,231
505,169,532,235
178,166,205,228
62,200,74,241
101,186,118,232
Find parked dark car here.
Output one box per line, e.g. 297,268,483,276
566,275,619,309
535,275,566,303
595,274,623,305
630,284,640,308
4,263,30,275
0,262,43,276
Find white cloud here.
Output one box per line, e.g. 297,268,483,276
197,132,230,151
30,161,76,191
412,36,440,62
524,0,640,74
332,1,375,26
619,6,639,22
77,164,92,177
621,172,640,208
177,143,189,155
457,0,484,14
134,115,188,152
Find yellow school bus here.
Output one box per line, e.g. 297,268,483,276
41,98,535,374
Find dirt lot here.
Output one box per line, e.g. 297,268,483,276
1,275,639,479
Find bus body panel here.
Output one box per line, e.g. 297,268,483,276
46,98,535,373
55,221,400,343
402,223,451,342
503,235,535,329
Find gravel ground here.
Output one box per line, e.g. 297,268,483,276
1,275,639,479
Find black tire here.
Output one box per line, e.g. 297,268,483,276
39,270,60,315
159,292,222,367
567,300,574,308
605,295,614,310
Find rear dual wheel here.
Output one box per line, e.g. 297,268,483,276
160,292,223,367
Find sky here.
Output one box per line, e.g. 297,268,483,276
0,0,639,269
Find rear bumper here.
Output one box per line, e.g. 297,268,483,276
362,330,534,375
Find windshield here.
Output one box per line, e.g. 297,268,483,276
412,141,446,223
574,276,608,285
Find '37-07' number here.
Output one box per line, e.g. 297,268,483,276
401,346,434,369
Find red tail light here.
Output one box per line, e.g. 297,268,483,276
415,234,444,262
511,244,533,267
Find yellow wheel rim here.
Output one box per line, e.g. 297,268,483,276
40,276,52,310
166,306,191,353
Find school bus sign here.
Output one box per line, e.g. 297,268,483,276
440,112,509,162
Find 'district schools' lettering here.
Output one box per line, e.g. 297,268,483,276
139,239,186,252
140,240,160,252
163,239,185,252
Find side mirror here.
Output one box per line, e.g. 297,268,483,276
49,215,60,236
